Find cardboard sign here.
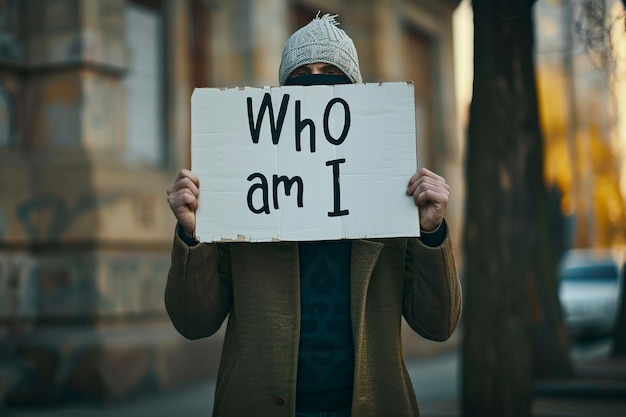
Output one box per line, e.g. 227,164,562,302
192,82,419,242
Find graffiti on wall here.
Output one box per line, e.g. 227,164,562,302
0,250,169,320
0,209,5,239
0,77,19,147
0,0,23,61
45,100,81,146
16,193,121,240
97,254,169,315
0,252,39,323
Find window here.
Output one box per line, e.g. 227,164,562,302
123,3,164,166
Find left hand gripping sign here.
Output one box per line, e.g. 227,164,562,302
192,82,420,242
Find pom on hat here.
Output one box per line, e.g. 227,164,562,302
278,13,362,85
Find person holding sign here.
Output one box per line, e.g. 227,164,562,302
165,13,461,417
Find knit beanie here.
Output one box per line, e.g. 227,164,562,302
278,13,362,85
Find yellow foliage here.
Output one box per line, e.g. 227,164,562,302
536,64,626,247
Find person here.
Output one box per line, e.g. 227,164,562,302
165,13,462,417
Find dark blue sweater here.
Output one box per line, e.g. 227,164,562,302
296,240,354,410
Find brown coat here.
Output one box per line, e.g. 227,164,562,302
165,224,462,417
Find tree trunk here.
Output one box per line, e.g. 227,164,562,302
612,265,626,356
529,205,572,378
462,0,560,415
531,186,572,379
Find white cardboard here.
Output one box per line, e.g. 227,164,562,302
192,82,419,242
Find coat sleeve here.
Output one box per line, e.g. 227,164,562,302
402,219,462,341
165,226,233,340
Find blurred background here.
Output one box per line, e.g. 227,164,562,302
0,0,625,415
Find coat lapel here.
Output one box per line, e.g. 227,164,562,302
350,240,384,345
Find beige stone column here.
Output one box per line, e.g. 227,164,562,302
251,0,289,86
165,0,192,172
0,0,218,405
436,3,465,267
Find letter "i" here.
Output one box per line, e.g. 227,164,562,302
326,159,349,217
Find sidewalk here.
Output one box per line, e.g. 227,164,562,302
3,335,625,417
424,355,626,417
531,355,626,417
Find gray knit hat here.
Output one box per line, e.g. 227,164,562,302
278,13,362,85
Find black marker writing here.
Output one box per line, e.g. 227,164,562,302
326,158,349,217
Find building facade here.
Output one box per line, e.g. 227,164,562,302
0,0,462,404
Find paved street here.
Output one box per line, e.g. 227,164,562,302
423,338,626,417
2,348,459,417
409,350,459,412
3,337,623,417
2,376,217,417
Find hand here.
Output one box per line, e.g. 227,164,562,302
406,168,449,232
166,169,200,236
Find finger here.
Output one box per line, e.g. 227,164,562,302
179,169,200,187
414,188,449,207
416,177,450,196
406,169,424,189
168,172,200,197
406,168,446,193
167,188,198,212
413,178,449,202
177,176,200,197
419,167,445,182
180,190,199,211
407,174,449,197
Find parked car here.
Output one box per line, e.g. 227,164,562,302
557,249,624,338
